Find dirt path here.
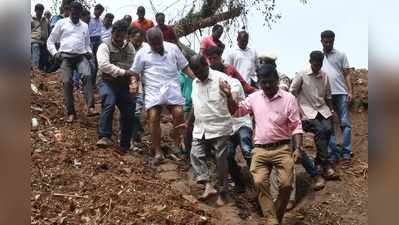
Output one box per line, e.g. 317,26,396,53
31,71,368,225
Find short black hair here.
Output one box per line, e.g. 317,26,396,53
35,3,44,11
256,64,279,80
155,12,165,18
212,24,223,32
123,15,132,20
137,6,145,13
309,50,324,62
321,30,335,39
81,9,90,17
238,30,248,38
70,1,83,12
128,27,145,37
189,54,208,70
94,4,104,11
104,13,114,19
112,20,129,33
206,46,223,57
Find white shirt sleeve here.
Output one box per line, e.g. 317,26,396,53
224,50,234,65
342,53,350,69
175,46,189,70
131,49,145,74
84,24,92,54
47,20,62,56
97,43,126,77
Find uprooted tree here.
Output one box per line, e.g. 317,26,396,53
47,0,307,55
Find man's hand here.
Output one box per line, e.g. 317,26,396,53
347,92,353,103
125,70,138,78
129,76,139,94
219,80,232,97
292,148,302,163
53,52,63,62
84,52,93,60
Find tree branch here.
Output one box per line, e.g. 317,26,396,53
175,6,243,37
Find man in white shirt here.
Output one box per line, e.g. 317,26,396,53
209,53,254,193
129,28,196,164
47,1,96,122
185,54,240,206
101,13,114,41
224,31,258,86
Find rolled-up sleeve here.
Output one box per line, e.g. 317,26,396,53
84,25,92,54
234,96,252,117
97,43,126,77
175,46,189,70
287,95,303,135
47,20,61,56
131,49,144,74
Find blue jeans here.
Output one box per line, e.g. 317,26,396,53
329,94,352,159
227,126,253,187
300,151,320,177
31,42,41,67
98,82,135,149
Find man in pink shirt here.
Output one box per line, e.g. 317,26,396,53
220,64,303,225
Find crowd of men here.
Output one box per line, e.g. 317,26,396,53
32,1,353,224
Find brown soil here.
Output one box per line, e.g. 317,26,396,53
31,69,368,225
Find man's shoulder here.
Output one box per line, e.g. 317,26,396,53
331,48,347,59
280,89,296,101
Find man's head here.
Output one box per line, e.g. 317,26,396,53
237,31,249,50
189,54,209,81
61,0,73,17
103,13,114,28
256,64,280,98
111,20,129,48
80,9,90,24
309,50,324,74
44,10,51,20
137,6,146,20
212,24,223,40
155,12,165,26
321,30,335,53
94,4,104,18
206,46,224,71
123,15,132,25
147,27,164,55
128,27,145,49
34,4,44,19
70,1,83,24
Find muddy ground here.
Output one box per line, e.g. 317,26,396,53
31,69,368,225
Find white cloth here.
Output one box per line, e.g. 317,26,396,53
88,16,102,37
191,69,240,140
101,26,112,41
322,49,350,95
47,18,92,56
229,78,253,132
224,47,258,83
130,42,189,110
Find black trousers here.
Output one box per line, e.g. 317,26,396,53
302,113,333,169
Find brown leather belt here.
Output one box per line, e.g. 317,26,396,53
254,139,290,149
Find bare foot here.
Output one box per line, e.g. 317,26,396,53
216,194,227,206
152,154,165,166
